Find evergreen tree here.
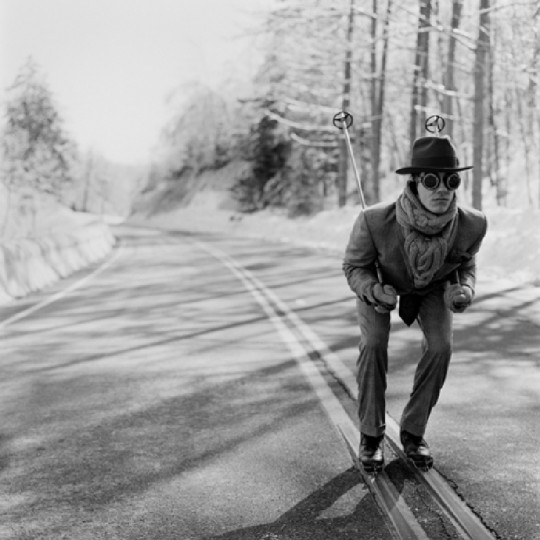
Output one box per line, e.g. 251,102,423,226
231,109,291,211
286,146,324,217
1,57,77,200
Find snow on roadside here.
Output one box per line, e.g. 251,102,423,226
0,203,117,306
475,207,540,286
130,191,540,288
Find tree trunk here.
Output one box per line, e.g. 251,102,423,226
515,89,534,207
488,39,504,206
530,7,539,207
409,0,431,145
370,0,393,204
0,184,12,238
82,152,94,212
418,0,431,134
472,0,490,211
504,88,512,198
338,0,354,207
444,0,463,139
434,0,445,112
369,0,378,204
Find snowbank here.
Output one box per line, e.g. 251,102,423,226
0,212,116,305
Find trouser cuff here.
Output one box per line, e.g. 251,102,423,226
360,423,386,438
399,420,425,438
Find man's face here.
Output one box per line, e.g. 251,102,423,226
416,171,459,214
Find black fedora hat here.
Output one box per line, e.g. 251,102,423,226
395,136,473,174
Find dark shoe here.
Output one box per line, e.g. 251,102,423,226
359,433,384,474
400,430,433,470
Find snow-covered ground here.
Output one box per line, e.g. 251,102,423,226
131,190,540,288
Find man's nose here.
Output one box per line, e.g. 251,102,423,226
436,179,450,192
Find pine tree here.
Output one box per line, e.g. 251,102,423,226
231,108,291,211
1,57,77,200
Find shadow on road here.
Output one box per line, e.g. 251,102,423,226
207,468,391,540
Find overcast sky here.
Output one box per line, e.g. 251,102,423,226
0,0,271,164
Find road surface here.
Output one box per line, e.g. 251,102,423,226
0,223,538,539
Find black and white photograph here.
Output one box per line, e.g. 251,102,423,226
0,1,539,538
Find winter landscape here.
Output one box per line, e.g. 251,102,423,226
1,1,539,539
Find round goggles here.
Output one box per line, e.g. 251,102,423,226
418,172,461,191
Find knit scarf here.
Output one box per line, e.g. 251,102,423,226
396,181,458,288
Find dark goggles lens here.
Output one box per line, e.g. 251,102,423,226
445,173,461,190
421,173,440,190
420,172,461,191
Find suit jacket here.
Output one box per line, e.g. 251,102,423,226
343,201,488,306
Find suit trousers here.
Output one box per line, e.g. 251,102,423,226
355,287,453,438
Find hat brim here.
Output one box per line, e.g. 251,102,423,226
395,165,473,175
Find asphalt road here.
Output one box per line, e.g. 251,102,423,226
0,224,538,539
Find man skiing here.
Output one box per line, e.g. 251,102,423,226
342,135,487,473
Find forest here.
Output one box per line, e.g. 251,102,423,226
157,0,539,216
1,0,539,228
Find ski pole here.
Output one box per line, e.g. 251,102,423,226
332,111,367,208
333,111,384,283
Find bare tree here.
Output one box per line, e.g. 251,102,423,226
444,0,463,139
487,37,504,206
370,0,393,203
409,0,432,145
472,0,490,210
338,0,355,207
530,4,539,207
150,0,540,214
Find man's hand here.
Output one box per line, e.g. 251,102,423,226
372,283,398,314
444,283,473,313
